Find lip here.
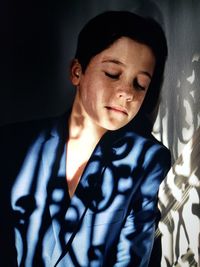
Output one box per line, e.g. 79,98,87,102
105,105,128,115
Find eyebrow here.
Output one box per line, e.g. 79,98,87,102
102,58,152,79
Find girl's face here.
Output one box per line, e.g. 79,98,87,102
71,37,155,132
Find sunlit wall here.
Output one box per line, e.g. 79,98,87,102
152,1,200,266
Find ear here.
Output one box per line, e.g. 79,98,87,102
70,59,82,86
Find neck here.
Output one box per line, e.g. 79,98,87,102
68,93,107,145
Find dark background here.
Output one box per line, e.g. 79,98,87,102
0,0,171,125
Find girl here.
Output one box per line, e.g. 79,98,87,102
1,11,171,267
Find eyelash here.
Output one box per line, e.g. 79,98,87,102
105,72,146,91
105,72,120,79
133,79,146,91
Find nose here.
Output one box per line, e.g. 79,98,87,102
117,86,133,102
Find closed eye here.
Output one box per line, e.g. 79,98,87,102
105,72,120,79
133,79,146,91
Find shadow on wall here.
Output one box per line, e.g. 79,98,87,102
158,127,200,267
153,0,200,162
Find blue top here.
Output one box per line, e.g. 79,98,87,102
0,112,171,267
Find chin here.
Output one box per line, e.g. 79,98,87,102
103,121,129,131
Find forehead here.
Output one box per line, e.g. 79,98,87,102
104,37,154,58
90,37,156,74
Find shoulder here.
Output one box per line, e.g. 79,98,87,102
0,112,68,142
0,112,69,159
0,112,69,182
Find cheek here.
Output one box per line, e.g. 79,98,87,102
80,78,94,100
88,79,108,101
135,92,147,105
80,72,112,109
80,79,101,112
129,94,147,115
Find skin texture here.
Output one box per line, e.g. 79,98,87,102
67,37,156,197
71,37,155,134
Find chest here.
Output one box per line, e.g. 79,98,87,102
66,138,98,198
10,134,144,266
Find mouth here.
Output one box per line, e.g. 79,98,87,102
105,106,128,116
